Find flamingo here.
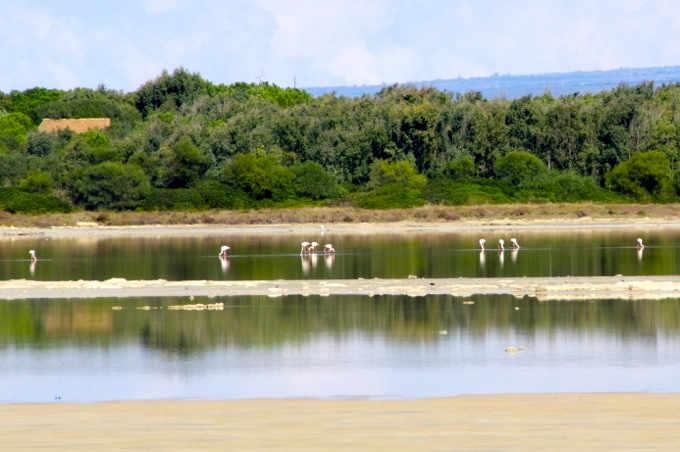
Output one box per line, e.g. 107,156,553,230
219,245,230,258
29,249,37,262
637,238,644,249
498,239,505,251
300,241,310,255
310,241,319,253
510,238,520,249
324,243,335,254
479,239,486,251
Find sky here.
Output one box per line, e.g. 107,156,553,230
1,0,680,93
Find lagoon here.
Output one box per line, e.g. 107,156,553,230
1,293,680,403
1,228,679,281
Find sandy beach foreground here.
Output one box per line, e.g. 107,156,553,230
1,394,679,450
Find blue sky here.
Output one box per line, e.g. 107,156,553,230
1,0,679,93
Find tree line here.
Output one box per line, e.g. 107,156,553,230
0,67,679,213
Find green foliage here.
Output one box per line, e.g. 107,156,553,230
195,180,253,209
214,82,313,108
369,160,427,189
0,187,73,213
135,67,210,119
0,112,34,150
7,87,64,123
6,69,680,212
159,137,212,188
18,170,53,194
25,131,61,156
0,151,30,185
69,162,151,210
494,150,548,186
290,161,343,200
441,156,475,180
424,178,512,205
605,150,671,199
355,182,425,209
64,130,122,166
223,153,294,201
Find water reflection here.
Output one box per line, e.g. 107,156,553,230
219,256,229,272
0,229,679,281
1,294,680,402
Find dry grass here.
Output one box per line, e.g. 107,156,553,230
1,203,680,228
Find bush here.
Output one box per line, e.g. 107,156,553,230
69,162,151,210
290,161,343,200
494,150,548,186
355,183,425,209
605,150,672,199
0,187,74,213
441,156,475,180
196,180,254,209
424,179,512,205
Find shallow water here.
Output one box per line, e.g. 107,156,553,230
1,229,678,280
1,294,679,403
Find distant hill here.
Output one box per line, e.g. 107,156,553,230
303,65,680,99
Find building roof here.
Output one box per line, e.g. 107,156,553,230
38,118,111,134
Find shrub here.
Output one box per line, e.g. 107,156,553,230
424,179,512,205
355,183,425,209
0,187,74,213
605,150,672,199
494,150,548,186
69,162,151,210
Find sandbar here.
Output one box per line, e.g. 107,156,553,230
2,275,680,301
2,394,680,450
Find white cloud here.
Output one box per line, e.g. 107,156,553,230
1,0,679,92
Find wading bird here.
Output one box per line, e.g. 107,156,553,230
637,238,644,249
29,249,37,262
219,245,230,258
324,243,335,254
498,239,505,251
479,239,486,251
310,241,319,253
511,238,520,249
300,241,310,254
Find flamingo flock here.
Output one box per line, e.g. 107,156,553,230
24,236,648,272
300,241,335,255
479,238,520,252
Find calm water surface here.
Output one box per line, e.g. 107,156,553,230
1,229,680,280
1,294,680,403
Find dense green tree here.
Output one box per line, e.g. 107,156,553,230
368,160,427,189
605,150,671,198
290,161,343,200
0,112,34,151
68,162,151,210
441,156,475,180
494,150,548,186
135,68,210,119
7,87,64,123
18,169,53,194
159,137,212,188
223,152,294,201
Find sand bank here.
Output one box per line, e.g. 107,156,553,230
2,394,679,450
2,275,680,301
3,218,680,239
